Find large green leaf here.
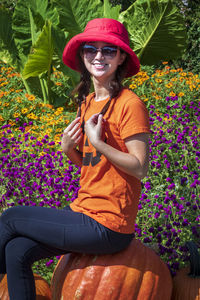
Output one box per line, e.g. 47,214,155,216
119,0,187,64
51,26,80,87
52,0,103,35
104,0,121,20
0,8,22,70
12,0,59,56
23,21,54,79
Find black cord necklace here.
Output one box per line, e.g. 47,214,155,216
78,95,112,135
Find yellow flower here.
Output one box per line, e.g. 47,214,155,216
44,128,53,135
155,79,163,83
180,72,187,77
0,82,8,86
27,113,38,120
165,83,173,88
178,92,185,97
39,151,46,157
169,92,176,97
13,113,20,118
57,107,64,112
129,84,137,89
0,115,4,122
21,108,28,114
56,128,62,132
3,102,10,107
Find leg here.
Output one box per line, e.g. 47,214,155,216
0,205,133,299
5,237,66,300
0,205,134,273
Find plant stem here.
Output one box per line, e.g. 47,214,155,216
21,76,31,95
39,76,48,104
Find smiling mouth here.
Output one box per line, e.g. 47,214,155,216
93,63,107,69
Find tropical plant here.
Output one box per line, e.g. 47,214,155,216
0,0,187,106
171,0,200,74
51,239,172,300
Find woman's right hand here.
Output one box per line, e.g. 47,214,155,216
61,117,83,154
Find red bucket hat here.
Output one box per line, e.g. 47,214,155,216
62,18,140,77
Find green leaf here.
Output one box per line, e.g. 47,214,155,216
0,8,22,70
28,7,39,45
52,0,103,35
51,26,80,87
12,0,59,56
104,0,121,20
119,0,187,65
23,20,54,79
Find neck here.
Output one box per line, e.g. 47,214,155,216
92,77,111,101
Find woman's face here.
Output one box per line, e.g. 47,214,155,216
81,41,126,82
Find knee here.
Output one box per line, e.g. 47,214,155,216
1,206,23,224
5,237,37,268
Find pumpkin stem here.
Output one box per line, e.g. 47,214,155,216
186,241,200,278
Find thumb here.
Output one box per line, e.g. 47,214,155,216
97,114,103,126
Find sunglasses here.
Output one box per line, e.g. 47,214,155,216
82,44,118,59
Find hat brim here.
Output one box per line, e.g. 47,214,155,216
62,32,140,78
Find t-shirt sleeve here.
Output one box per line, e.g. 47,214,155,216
119,97,150,140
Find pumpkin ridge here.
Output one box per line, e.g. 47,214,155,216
51,239,173,300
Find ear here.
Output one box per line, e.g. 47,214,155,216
118,52,127,65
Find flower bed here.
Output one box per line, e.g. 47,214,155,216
0,62,199,281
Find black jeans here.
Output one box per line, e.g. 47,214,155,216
0,205,134,300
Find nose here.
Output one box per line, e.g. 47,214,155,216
95,49,104,60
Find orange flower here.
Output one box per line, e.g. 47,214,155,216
165,82,173,88
27,95,36,101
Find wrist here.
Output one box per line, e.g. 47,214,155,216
93,139,105,152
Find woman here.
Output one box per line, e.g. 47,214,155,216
0,18,150,299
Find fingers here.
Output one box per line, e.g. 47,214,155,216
72,126,83,143
61,117,83,152
87,114,103,126
64,117,81,133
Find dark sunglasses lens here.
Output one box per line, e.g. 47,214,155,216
82,45,96,55
83,45,118,57
102,47,118,57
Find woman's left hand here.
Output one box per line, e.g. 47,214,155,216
85,114,105,147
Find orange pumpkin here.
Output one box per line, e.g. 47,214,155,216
51,238,172,300
171,241,200,300
0,273,51,300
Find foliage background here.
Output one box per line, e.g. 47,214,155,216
0,0,199,287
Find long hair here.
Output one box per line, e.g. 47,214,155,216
71,50,129,118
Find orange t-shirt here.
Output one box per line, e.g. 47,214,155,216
70,88,150,233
